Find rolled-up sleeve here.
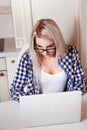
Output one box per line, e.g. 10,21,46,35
10,52,32,102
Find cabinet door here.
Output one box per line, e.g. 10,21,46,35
6,57,18,89
0,71,9,102
31,0,76,44
0,57,6,70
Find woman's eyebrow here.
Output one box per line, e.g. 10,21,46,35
36,43,55,48
46,43,55,47
36,44,42,47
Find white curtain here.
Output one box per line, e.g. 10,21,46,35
76,0,87,82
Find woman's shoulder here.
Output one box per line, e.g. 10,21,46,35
67,44,78,55
59,45,78,59
21,51,32,61
68,44,77,51
18,51,32,65
66,45,80,62
21,51,30,58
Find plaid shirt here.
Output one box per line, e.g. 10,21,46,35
10,45,87,101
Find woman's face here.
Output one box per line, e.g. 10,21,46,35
34,37,56,58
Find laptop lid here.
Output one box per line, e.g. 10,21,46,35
20,91,82,128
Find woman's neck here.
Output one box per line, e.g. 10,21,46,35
41,57,62,74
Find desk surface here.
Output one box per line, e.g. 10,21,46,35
23,120,87,130
0,93,87,130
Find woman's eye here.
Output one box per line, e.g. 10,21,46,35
47,46,54,49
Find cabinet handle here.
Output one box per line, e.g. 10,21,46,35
0,72,5,76
11,60,15,63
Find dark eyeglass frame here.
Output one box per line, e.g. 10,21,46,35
34,47,56,53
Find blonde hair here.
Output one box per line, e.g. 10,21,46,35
29,19,68,85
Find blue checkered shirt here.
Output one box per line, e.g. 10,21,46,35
10,45,87,101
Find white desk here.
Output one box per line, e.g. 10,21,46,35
23,120,87,130
0,101,21,130
0,93,87,130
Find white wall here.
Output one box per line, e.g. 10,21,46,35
79,0,87,81
31,0,76,44
11,0,76,48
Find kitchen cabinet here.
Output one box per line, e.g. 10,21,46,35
6,56,18,90
0,58,10,102
0,56,18,102
0,37,20,102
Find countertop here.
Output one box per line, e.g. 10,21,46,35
0,38,21,57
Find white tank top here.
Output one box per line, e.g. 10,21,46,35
41,70,67,93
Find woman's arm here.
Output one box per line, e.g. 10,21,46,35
73,46,87,94
10,52,32,102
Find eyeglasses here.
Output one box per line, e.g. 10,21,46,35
34,47,56,54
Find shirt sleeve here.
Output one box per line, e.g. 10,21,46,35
72,46,87,94
10,52,32,102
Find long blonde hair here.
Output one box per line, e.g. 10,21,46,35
29,18,68,83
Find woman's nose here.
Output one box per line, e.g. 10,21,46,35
42,49,48,55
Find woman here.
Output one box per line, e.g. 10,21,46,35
10,19,87,102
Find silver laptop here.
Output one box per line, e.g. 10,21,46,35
20,91,82,128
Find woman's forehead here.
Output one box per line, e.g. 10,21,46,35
35,37,54,45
